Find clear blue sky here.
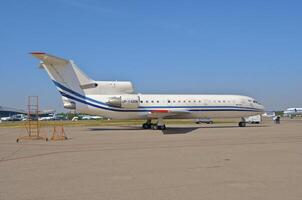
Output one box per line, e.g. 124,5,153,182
0,0,301,111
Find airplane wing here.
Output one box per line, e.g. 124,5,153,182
147,110,190,118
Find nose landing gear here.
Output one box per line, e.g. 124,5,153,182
238,118,247,127
238,121,246,127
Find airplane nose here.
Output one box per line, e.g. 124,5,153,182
259,105,265,113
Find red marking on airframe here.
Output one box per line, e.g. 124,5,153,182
151,110,169,113
30,52,45,55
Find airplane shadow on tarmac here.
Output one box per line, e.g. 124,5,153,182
161,127,200,134
88,125,268,135
88,126,199,134
88,126,143,131
198,125,269,129
162,125,268,134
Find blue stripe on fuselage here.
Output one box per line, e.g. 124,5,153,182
60,91,148,112
53,80,120,108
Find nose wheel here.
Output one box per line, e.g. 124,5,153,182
238,122,246,127
238,118,247,127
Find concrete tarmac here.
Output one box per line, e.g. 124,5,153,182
1,120,302,200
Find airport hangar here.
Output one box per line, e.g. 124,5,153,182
0,106,26,118
0,106,55,118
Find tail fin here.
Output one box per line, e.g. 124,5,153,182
31,52,93,93
31,52,136,110
31,52,94,109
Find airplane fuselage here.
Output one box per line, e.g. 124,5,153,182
63,92,264,120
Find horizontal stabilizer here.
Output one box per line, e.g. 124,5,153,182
30,52,69,65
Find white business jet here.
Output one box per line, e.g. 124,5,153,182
31,52,265,130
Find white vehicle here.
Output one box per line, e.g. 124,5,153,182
195,118,213,124
31,52,265,130
283,108,302,118
81,115,103,120
262,111,276,118
72,117,78,121
0,117,11,121
38,116,54,121
1,114,25,121
244,115,262,124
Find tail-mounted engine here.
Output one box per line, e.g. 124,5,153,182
62,96,76,109
107,95,140,109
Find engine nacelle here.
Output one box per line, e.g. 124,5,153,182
82,81,135,95
107,95,139,109
62,96,76,109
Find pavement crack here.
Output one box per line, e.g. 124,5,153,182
0,145,24,163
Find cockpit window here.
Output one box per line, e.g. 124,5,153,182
253,100,261,105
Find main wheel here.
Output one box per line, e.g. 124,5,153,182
143,123,152,129
142,123,149,129
159,125,166,130
152,124,158,130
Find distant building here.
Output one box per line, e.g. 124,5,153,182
0,106,26,118
0,106,55,118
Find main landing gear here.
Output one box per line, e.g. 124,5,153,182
142,119,166,130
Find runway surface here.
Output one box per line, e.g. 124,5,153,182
1,120,302,200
